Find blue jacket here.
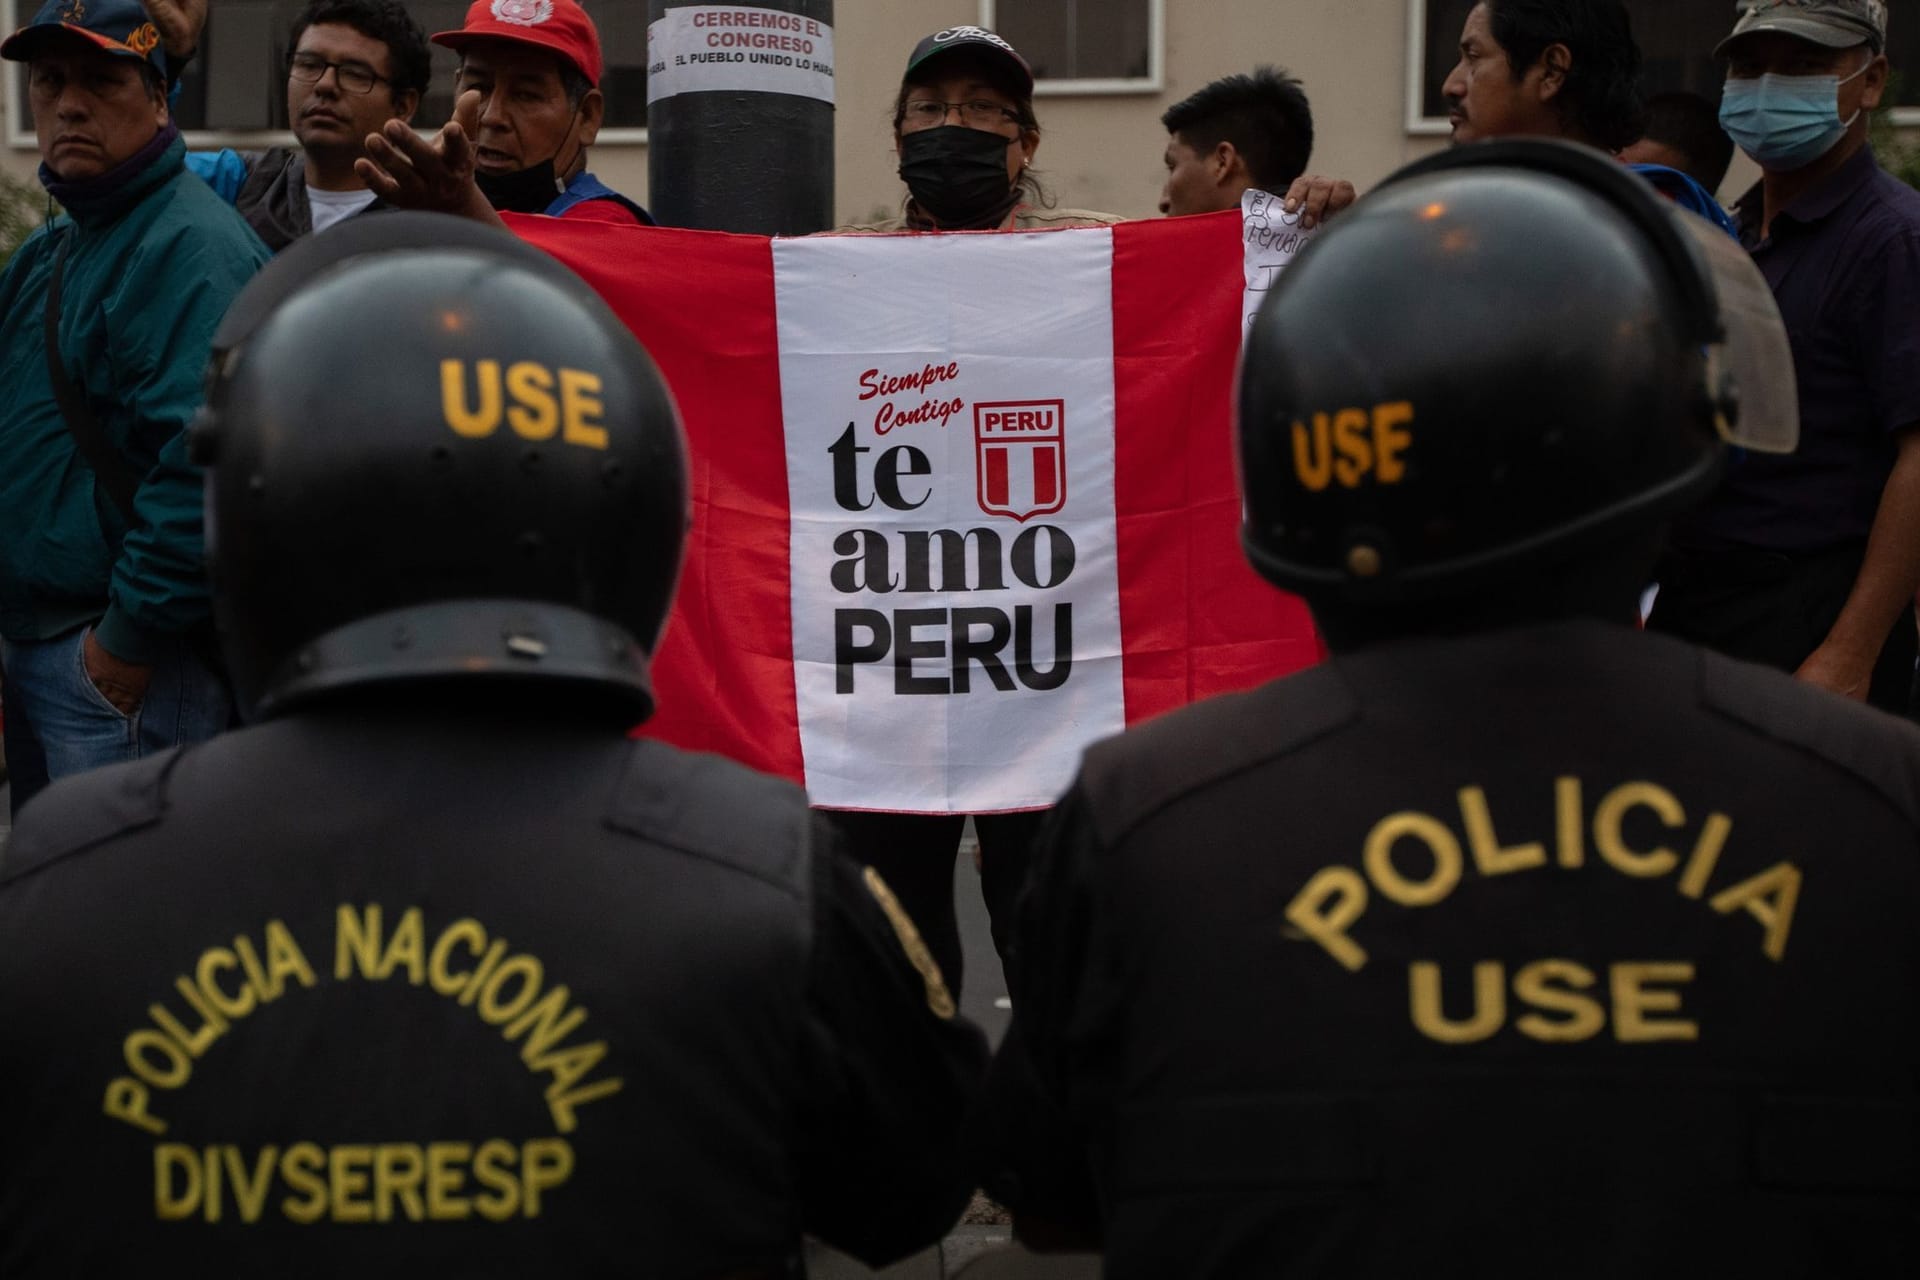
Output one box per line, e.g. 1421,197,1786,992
0,134,270,659
548,171,654,223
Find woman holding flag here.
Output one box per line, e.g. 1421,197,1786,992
843,25,1120,234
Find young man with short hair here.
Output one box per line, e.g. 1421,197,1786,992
1159,66,1316,218
150,0,430,251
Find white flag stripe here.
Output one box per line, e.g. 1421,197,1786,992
774,229,1128,812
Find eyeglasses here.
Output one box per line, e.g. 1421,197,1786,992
902,99,1022,130
288,52,389,95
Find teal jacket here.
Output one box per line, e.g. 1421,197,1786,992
0,134,269,662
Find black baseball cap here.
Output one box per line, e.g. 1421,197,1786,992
1716,0,1887,57
904,25,1033,96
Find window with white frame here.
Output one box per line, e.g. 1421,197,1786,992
980,0,1162,93
6,0,647,144
1407,0,1920,133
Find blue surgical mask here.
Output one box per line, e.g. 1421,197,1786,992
1719,63,1869,172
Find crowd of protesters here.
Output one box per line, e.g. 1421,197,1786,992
1,0,1919,1272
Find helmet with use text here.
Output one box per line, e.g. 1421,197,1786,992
1237,139,1797,620
195,213,688,722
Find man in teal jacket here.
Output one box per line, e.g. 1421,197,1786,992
0,0,269,815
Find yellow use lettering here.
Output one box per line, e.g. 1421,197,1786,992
1371,401,1414,482
1409,960,1505,1044
1332,408,1373,488
1291,402,1415,491
1511,959,1605,1042
1610,962,1698,1042
505,362,559,440
559,369,608,450
441,360,603,450
1408,959,1697,1045
1291,414,1333,492
441,359,502,437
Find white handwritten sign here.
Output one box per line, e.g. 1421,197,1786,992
1241,187,1318,340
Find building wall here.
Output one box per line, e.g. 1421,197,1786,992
829,0,1449,225
0,0,1871,220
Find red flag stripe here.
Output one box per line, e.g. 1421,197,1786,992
504,215,807,782
1110,211,1323,725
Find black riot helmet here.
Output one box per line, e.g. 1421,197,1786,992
196,213,689,722
1238,139,1795,622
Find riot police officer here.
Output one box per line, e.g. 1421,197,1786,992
982,141,1920,1276
0,214,986,1276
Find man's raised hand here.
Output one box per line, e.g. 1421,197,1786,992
355,90,504,228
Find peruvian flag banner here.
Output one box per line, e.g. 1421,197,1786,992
506,208,1322,814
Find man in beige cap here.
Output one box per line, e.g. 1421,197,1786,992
1649,0,1920,719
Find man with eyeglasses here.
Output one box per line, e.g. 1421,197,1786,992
146,0,429,251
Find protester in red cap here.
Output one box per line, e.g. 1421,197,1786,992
427,0,649,225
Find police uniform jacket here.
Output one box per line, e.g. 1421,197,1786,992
983,620,1920,1278
0,698,987,1277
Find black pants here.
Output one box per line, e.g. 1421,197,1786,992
1649,542,1918,717
822,809,1048,1000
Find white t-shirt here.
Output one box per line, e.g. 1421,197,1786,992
307,186,380,234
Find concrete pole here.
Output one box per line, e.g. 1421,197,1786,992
645,0,836,234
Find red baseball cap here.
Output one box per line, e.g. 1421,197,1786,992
433,0,602,88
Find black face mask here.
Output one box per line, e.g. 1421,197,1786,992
475,108,583,214
898,125,1021,230
476,157,567,214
